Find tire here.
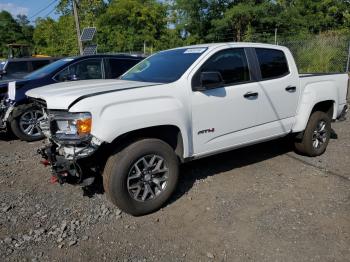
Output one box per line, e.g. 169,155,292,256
294,111,331,157
9,104,45,142
103,138,179,216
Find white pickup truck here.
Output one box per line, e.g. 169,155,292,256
27,43,349,216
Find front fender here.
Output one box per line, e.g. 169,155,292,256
70,89,192,158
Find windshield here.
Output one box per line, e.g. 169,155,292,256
24,58,74,79
121,48,207,83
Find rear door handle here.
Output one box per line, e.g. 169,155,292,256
285,86,296,92
244,92,259,99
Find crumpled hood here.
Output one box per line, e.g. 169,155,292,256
26,79,160,110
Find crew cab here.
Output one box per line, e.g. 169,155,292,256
26,43,349,216
0,54,143,141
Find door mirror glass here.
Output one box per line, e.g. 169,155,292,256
200,71,224,90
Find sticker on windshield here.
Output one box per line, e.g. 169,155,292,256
184,48,206,54
1,61,5,65
63,58,74,61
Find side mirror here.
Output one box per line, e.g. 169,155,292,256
67,74,79,81
199,71,224,90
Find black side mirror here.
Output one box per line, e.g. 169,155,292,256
198,71,224,90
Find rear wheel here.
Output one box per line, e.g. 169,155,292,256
10,104,45,141
294,111,331,157
103,139,179,216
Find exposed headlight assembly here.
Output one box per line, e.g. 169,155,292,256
50,111,92,142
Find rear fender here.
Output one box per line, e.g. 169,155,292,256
292,82,337,133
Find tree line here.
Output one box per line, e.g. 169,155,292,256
0,0,350,57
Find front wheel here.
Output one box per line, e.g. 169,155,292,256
10,104,45,142
103,139,179,216
294,111,331,157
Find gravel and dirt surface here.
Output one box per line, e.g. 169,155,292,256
0,118,349,262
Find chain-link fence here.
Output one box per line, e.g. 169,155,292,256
280,36,350,74
215,31,350,73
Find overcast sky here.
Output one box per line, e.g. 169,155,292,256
0,0,60,21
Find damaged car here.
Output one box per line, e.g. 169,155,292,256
26,43,349,216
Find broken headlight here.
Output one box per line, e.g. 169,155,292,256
50,111,92,142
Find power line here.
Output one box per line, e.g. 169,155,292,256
28,0,58,21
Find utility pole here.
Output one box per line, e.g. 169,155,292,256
346,41,350,72
73,0,83,55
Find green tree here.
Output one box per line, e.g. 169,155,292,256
0,11,25,57
97,0,168,53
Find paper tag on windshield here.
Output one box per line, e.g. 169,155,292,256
184,48,206,54
8,81,16,100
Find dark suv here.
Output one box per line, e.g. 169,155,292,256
0,54,144,141
0,57,58,81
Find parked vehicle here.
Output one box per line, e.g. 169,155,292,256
27,43,349,216
0,54,143,141
0,57,59,81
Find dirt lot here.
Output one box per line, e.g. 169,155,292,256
0,118,349,262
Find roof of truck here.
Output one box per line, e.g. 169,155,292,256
172,42,288,51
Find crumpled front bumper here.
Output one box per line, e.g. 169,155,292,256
0,98,14,129
38,136,103,186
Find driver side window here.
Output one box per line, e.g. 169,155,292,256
201,48,250,85
55,59,103,82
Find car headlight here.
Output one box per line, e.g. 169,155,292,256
50,111,92,142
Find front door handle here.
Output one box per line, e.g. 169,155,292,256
285,86,296,92
244,92,259,99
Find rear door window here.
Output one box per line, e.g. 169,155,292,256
107,58,140,78
255,48,289,80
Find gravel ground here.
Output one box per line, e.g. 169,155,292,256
0,118,349,262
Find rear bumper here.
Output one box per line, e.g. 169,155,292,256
337,104,348,121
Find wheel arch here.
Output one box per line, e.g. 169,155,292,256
293,99,335,133
106,125,186,162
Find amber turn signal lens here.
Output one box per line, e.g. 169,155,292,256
76,118,92,135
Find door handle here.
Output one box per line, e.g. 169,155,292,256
244,92,259,99
285,86,296,92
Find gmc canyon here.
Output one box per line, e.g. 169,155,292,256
26,43,349,216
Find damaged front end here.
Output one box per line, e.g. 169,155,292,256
36,104,104,187
0,98,14,129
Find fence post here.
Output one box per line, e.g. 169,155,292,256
346,41,350,73
274,28,278,45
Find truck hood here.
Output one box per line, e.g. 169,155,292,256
26,79,160,109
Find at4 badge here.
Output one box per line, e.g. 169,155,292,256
198,128,215,135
